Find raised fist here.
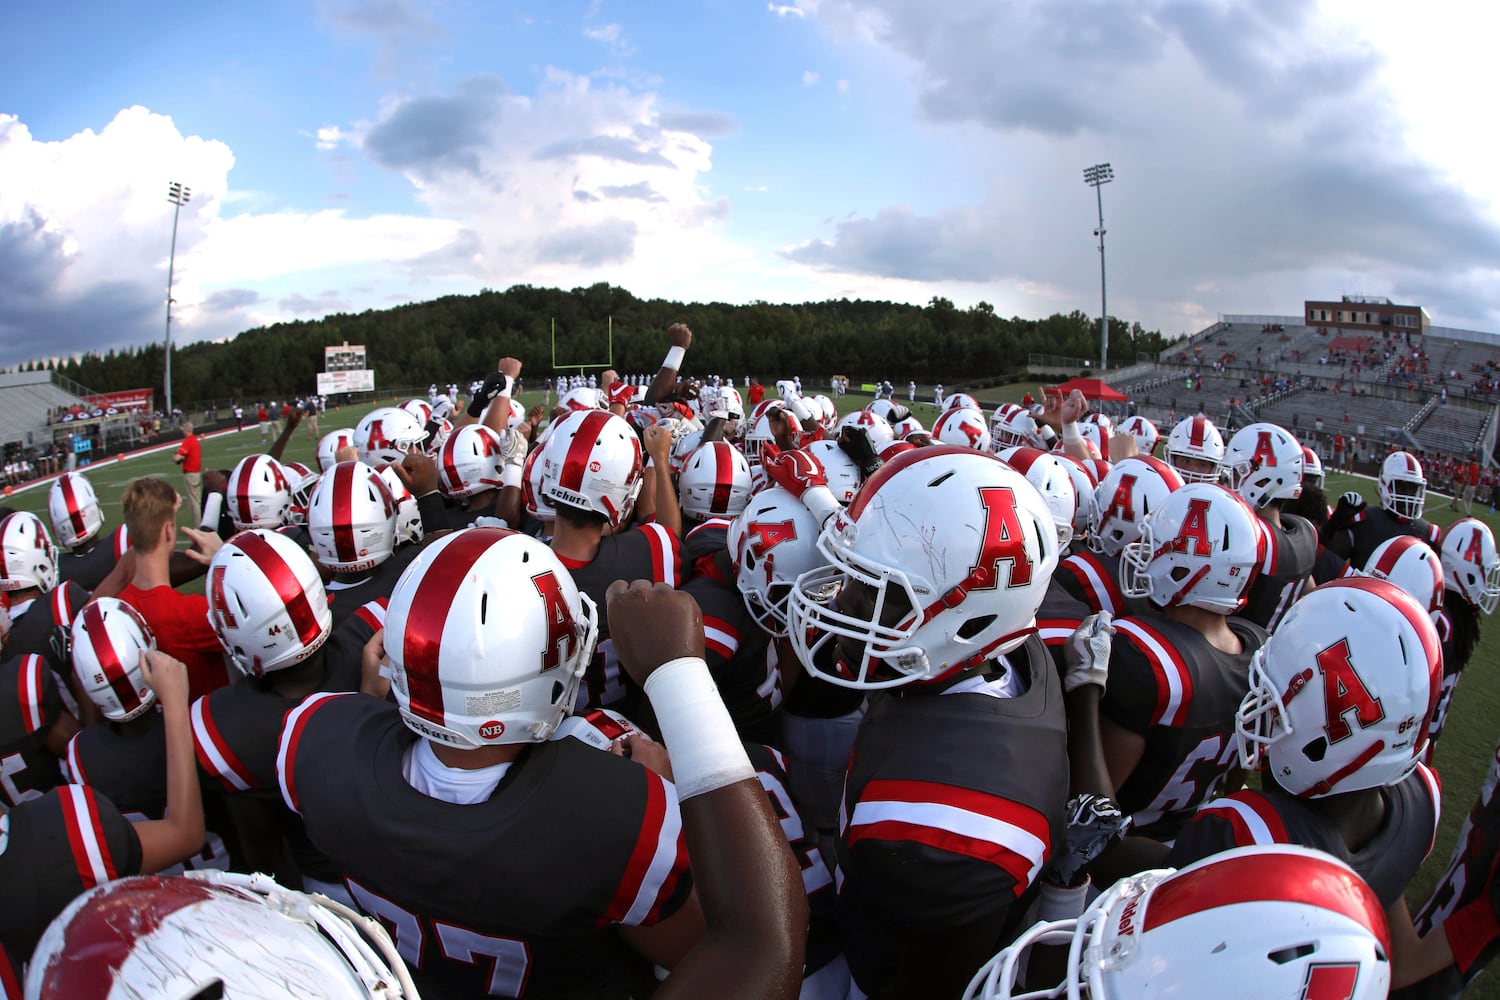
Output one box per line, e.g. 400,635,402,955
607,381,636,407
606,580,705,686
666,323,693,349
762,447,828,500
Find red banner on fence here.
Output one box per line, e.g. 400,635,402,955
80,389,154,412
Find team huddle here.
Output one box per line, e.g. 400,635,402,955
2,323,1500,999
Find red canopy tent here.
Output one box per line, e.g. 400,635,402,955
1049,377,1129,402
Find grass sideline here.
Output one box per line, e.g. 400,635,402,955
6,392,1498,992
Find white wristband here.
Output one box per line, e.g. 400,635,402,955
662,346,686,371
1037,877,1091,921
642,656,753,799
801,484,843,528
1061,422,1083,446
501,463,523,490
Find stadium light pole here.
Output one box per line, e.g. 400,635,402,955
164,181,191,417
1083,162,1113,372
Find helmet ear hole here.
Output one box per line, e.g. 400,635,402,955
1301,737,1328,762
957,615,994,640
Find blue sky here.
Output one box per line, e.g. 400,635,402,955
4,0,1500,367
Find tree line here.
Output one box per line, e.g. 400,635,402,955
12,284,1173,404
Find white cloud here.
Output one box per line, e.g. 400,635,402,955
802,70,820,86
836,78,850,94
585,23,623,45
768,2,808,18
314,125,346,150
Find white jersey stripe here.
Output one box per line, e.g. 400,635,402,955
621,778,686,926
1113,618,1187,727
1199,797,1280,845
190,699,251,792
849,799,1048,885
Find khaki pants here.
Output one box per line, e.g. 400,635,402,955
183,471,202,526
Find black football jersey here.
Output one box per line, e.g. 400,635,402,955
325,541,418,631
0,653,66,808
1171,762,1441,907
1430,599,1481,758
680,518,731,580
675,560,782,744
3,583,90,710
835,636,1067,992
1332,506,1441,568
1236,513,1317,632
277,693,694,999
1102,614,1266,841
1037,581,1089,676
1311,543,1349,585
65,715,237,872
1415,735,1500,983
0,785,141,967
561,523,681,711
56,525,130,591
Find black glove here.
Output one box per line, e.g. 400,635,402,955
887,404,911,424
1326,490,1366,530
49,624,73,672
837,426,883,478
1043,793,1131,887
466,372,512,418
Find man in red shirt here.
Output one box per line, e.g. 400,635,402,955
748,379,765,405
257,404,269,443
118,476,229,701
173,420,202,525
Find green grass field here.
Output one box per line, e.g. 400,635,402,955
7,389,1498,992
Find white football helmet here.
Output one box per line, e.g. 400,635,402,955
47,472,104,548
890,413,925,439
384,528,598,749
744,402,803,465
789,447,1060,689
522,442,556,523
307,462,399,573
991,404,1045,451
1301,445,1324,491
207,529,333,678
1116,415,1159,457
1378,451,1427,519
805,439,864,505
317,428,358,473
933,407,993,452
679,441,755,520
865,398,906,425
729,486,832,638
1441,517,1500,614
1225,422,1303,508
996,447,1078,549
668,427,704,478
810,393,839,432
1120,482,1265,613
438,424,506,499
963,845,1390,1000
424,416,455,456
0,511,59,593
227,454,293,531
502,397,527,430
376,463,423,545
719,386,745,423
354,407,427,467
540,410,643,528
835,409,894,452
283,461,321,526
1236,577,1441,797
72,598,157,723
1078,413,1114,461
1045,452,1100,537
942,392,980,412
26,870,419,999
1089,455,1183,557
559,386,606,412
400,397,433,427
1165,416,1226,484
1363,535,1443,623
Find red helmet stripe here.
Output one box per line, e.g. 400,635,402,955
440,433,463,494
330,462,358,565
233,532,323,649
1142,849,1390,953
80,602,142,718
58,474,89,540
1189,417,1206,448
710,442,732,515
400,530,506,727
559,411,613,493
1371,536,1416,579
234,464,257,527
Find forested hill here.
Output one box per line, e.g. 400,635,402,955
20,284,1173,401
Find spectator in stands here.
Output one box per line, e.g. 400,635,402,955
173,421,202,525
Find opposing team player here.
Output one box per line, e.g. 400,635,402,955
1223,422,1317,632
1326,451,1440,566
1172,577,1442,987
47,471,131,590
962,845,1391,1000
1105,483,1268,841
786,446,1068,998
275,530,705,998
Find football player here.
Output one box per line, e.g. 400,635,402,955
275,530,706,998
1428,518,1500,761
1325,451,1441,566
1104,482,1268,842
0,649,204,977
785,446,1068,998
962,845,1391,1000
1162,415,1226,484
1173,578,1442,988
0,652,75,810
306,460,421,631
1223,422,1317,632
0,511,98,719
47,471,131,591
